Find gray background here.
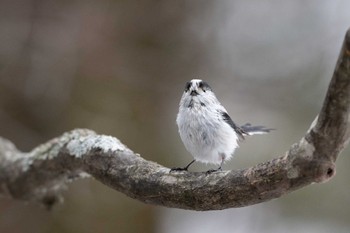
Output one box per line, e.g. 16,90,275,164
0,1,350,233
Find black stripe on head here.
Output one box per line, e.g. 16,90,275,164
184,81,191,92
198,81,212,92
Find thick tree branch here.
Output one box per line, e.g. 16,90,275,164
0,29,349,210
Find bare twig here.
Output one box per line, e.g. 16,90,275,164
0,29,349,211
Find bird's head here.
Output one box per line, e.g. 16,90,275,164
184,79,212,96
180,79,218,109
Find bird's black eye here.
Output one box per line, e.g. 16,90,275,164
184,81,191,92
198,81,211,92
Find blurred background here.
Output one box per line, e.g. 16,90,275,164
0,0,350,232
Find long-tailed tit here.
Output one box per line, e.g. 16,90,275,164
171,79,272,173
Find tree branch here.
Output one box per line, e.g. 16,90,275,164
1,29,349,211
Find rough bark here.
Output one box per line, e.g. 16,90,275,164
0,29,349,211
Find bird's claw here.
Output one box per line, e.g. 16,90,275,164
169,167,188,173
205,167,222,175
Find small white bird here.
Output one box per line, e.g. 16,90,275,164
171,79,272,173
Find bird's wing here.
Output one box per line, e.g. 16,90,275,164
219,111,246,141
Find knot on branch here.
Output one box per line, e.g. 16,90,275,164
291,157,336,184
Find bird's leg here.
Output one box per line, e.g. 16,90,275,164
205,166,222,175
170,159,195,172
205,154,225,174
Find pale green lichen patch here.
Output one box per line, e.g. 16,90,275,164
161,175,179,184
67,135,129,158
298,137,315,159
286,137,315,179
29,129,96,161
30,139,60,160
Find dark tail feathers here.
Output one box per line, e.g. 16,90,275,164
241,123,274,136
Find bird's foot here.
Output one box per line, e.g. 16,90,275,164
169,167,188,173
205,167,222,175
170,160,195,173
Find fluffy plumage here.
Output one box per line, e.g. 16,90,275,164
172,79,272,173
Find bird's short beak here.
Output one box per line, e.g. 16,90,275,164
190,90,198,96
